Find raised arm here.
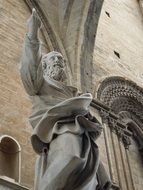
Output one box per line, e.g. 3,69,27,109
27,8,41,41
20,9,43,96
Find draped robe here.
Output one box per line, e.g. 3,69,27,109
20,35,111,190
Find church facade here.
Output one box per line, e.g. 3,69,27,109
0,0,143,189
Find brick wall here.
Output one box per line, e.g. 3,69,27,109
0,0,48,188
93,0,143,95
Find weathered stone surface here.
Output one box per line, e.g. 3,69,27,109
0,177,29,190
19,9,111,190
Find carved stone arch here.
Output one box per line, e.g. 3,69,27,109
127,121,143,154
97,76,143,123
97,76,143,119
97,76,143,153
97,76,143,102
0,135,21,182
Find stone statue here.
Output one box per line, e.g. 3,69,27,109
20,9,111,190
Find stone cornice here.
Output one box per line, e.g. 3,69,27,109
0,177,29,190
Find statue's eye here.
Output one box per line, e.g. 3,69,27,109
50,56,55,61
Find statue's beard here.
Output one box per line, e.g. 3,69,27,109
44,66,67,82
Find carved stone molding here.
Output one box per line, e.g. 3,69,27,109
99,109,109,123
97,77,143,108
97,76,143,151
97,77,143,123
107,116,131,149
91,100,132,149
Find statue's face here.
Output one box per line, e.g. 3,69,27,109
42,51,67,82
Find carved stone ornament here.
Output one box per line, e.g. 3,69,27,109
97,76,143,151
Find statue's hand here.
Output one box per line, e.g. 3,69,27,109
27,8,42,38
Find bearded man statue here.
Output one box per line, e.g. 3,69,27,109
20,9,111,190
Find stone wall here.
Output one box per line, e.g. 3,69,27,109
93,0,143,95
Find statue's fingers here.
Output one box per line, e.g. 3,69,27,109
32,8,36,14
32,8,38,18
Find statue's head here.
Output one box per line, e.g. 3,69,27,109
42,51,67,82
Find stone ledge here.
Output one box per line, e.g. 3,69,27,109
0,176,29,190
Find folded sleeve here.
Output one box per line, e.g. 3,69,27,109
19,34,43,96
